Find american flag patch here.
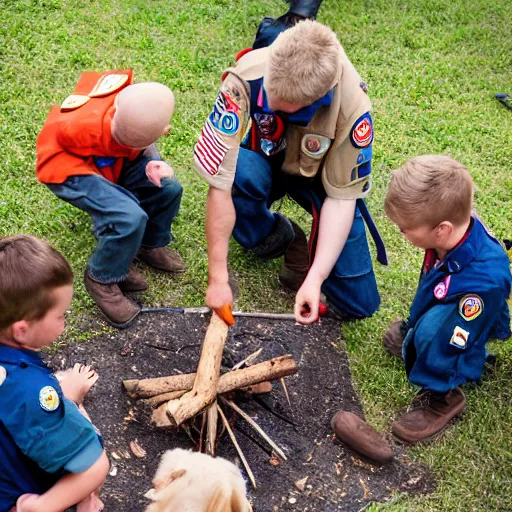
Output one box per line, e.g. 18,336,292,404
194,120,230,176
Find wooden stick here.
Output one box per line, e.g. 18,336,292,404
206,401,218,456
151,356,297,427
217,404,256,489
124,373,195,398
221,398,288,461
231,348,263,371
143,390,186,407
280,378,292,408
167,312,228,426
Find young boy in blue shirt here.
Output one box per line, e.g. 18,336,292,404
0,235,109,512
383,155,511,443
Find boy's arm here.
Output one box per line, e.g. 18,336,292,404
16,451,109,512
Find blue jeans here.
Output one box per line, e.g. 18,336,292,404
232,148,380,318
47,156,183,283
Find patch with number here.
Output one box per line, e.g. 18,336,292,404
39,386,60,412
434,275,451,300
89,73,130,98
209,90,241,136
350,113,373,148
194,120,230,176
449,326,470,349
301,134,331,159
458,294,483,321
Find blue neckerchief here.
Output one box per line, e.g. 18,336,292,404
260,87,334,126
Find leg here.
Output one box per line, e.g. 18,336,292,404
55,364,99,405
232,148,293,257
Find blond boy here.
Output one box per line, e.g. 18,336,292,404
0,235,109,511
383,155,511,443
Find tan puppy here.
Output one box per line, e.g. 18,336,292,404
145,449,252,512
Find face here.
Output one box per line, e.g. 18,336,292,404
16,285,73,350
395,220,440,250
266,95,306,114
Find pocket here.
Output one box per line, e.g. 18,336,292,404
299,134,331,178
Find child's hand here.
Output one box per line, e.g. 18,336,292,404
15,494,40,512
145,161,174,187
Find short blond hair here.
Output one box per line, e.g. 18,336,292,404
384,155,474,228
264,20,341,105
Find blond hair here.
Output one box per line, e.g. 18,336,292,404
264,20,341,105
0,235,73,329
384,155,474,228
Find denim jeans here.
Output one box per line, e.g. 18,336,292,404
47,155,182,283
232,148,380,318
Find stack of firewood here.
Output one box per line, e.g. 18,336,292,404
123,312,297,487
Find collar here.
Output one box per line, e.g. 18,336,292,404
258,86,334,125
0,344,45,367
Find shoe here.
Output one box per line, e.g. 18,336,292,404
382,319,406,358
136,247,186,273
84,272,140,328
278,220,309,292
118,265,148,293
331,410,393,464
495,93,512,110
391,387,466,444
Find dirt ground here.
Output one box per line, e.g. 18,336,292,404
47,312,433,512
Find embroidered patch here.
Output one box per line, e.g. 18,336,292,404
209,91,241,136
0,366,6,386
194,120,230,176
458,294,483,321
350,114,373,148
89,73,130,98
301,134,331,159
39,386,60,412
433,275,451,300
449,326,470,349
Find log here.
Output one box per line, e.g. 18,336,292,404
167,312,229,426
124,373,195,398
151,355,297,427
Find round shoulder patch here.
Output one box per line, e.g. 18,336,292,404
350,113,373,148
458,294,483,321
39,386,60,412
0,366,6,386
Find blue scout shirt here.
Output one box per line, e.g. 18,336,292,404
0,345,103,510
403,217,511,393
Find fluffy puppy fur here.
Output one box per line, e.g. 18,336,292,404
145,449,252,512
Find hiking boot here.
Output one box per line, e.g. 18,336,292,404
118,265,148,293
84,272,140,328
137,247,186,273
331,410,393,464
278,220,309,292
392,387,466,444
382,319,406,358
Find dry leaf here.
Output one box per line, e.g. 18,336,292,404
130,439,147,458
294,477,308,492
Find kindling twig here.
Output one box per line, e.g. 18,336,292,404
231,348,263,371
206,401,218,456
280,378,292,408
217,404,256,489
221,397,288,461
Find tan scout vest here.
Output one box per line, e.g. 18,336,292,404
226,47,372,200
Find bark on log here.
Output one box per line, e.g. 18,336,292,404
124,373,195,398
167,312,229,426
151,355,296,427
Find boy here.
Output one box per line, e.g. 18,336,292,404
36,70,185,328
0,235,109,511
193,20,386,325
383,155,511,443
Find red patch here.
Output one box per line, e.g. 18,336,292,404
353,118,372,147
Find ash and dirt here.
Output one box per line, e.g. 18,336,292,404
46,313,433,512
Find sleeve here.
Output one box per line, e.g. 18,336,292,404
1,374,102,475
192,73,250,190
322,112,373,200
405,289,503,392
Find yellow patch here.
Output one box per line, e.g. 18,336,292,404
60,94,90,111
39,386,60,412
89,73,129,97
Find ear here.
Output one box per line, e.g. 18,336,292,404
163,124,171,136
153,468,186,492
436,221,453,240
11,320,30,345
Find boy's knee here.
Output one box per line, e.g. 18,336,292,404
121,205,148,235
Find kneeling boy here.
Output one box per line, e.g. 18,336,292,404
383,155,511,443
0,235,109,511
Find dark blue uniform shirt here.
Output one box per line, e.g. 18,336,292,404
403,217,511,393
0,346,103,511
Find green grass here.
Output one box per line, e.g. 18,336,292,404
1,0,511,509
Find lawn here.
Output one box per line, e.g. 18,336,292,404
1,0,511,510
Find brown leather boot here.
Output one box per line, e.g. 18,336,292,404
136,247,186,273
382,319,406,358
118,265,148,293
331,410,393,464
392,387,466,444
278,220,309,292
84,272,140,328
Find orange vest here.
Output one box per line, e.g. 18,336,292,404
36,70,140,184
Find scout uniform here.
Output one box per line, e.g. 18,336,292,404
402,217,511,393
0,346,102,510
193,45,385,317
